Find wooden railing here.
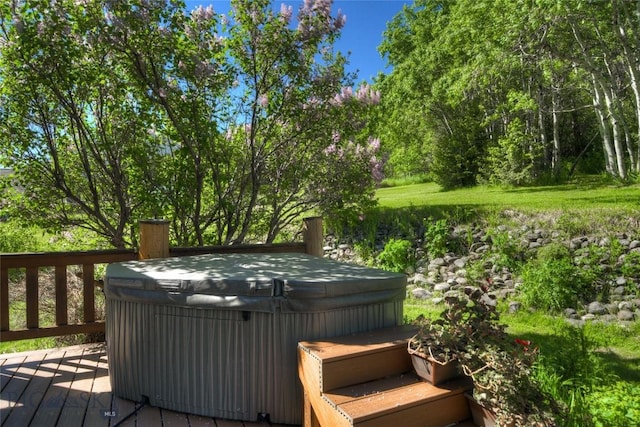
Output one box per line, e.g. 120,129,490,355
0,217,322,343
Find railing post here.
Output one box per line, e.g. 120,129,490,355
139,219,170,260
303,217,323,257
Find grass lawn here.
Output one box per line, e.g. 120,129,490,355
376,180,640,210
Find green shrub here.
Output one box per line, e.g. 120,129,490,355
574,244,613,302
423,218,449,258
621,251,640,281
487,228,526,272
0,221,44,253
376,238,414,273
520,244,583,311
536,242,571,261
353,241,375,266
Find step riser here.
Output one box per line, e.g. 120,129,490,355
321,347,412,391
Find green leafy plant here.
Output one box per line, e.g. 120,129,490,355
621,251,640,284
424,218,449,259
589,382,640,427
353,241,375,266
487,228,526,272
520,243,584,311
376,238,414,273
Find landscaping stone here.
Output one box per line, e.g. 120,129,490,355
324,217,639,326
619,301,634,311
613,285,627,295
587,301,607,315
412,288,431,299
434,283,451,292
618,310,635,321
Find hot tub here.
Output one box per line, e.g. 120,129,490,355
104,252,406,424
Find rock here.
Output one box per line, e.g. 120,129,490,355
434,283,451,292
619,301,634,311
566,318,585,327
454,258,467,269
411,273,429,286
570,237,586,250
581,313,597,321
612,285,626,296
509,301,521,313
615,277,627,286
599,314,618,323
431,297,444,305
630,240,640,250
526,241,539,249
430,258,446,267
412,288,431,299
480,293,498,307
587,301,607,315
617,310,635,321
476,244,491,253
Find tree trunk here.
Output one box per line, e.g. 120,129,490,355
591,75,618,176
600,80,627,179
613,0,640,172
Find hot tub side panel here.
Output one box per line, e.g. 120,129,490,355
106,298,403,424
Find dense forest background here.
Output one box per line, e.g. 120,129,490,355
377,0,640,188
1,0,639,248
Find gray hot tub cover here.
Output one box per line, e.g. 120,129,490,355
105,253,406,313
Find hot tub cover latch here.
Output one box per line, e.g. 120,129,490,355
272,279,285,297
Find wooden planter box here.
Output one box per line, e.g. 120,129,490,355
410,353,461,385
465,393,515,427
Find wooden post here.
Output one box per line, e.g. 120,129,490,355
303,216,323,257
139,219,170,260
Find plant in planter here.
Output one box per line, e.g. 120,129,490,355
453,289,564,427
408,310,462,385
407,290,501,385
409,287,565,426
460,338,563,426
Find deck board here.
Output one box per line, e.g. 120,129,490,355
0,343,298,426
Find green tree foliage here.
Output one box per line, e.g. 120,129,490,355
377,0,640,187
0,0,384,247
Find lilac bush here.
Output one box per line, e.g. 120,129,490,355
0,0,384,246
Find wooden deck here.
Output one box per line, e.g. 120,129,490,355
1,344,295,427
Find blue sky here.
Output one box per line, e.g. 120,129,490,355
183,0,413,83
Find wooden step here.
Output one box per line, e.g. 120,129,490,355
298,326,474,427
298,325,417,392
322,374,472,427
